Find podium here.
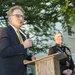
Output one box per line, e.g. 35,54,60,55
23,53,66,75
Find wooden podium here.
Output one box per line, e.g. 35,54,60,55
23,53,66,75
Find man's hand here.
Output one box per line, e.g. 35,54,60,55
62,69,72,75
23,39,32,48
31,56,38,60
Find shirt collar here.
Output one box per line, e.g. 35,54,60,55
56,43,63,47
9,24,18,32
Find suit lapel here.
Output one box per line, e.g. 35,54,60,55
7,25,21,43
7,25,26,43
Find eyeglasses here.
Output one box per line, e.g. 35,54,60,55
12,14,24,18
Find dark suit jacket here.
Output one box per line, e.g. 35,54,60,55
0,25,31,75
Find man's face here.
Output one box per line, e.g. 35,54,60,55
55,33,63,45
8,9,24,29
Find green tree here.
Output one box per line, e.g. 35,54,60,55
0,0,75,54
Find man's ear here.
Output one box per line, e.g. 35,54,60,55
8,16,11,22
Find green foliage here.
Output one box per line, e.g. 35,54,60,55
0,0,75,54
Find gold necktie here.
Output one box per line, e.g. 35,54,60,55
17,30,23,44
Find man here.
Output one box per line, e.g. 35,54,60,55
48,32,74,75
0,5,36,75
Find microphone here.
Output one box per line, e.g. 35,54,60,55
23,20,27,25
19,29,29,39
26,33,29,39
24,31,29,39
